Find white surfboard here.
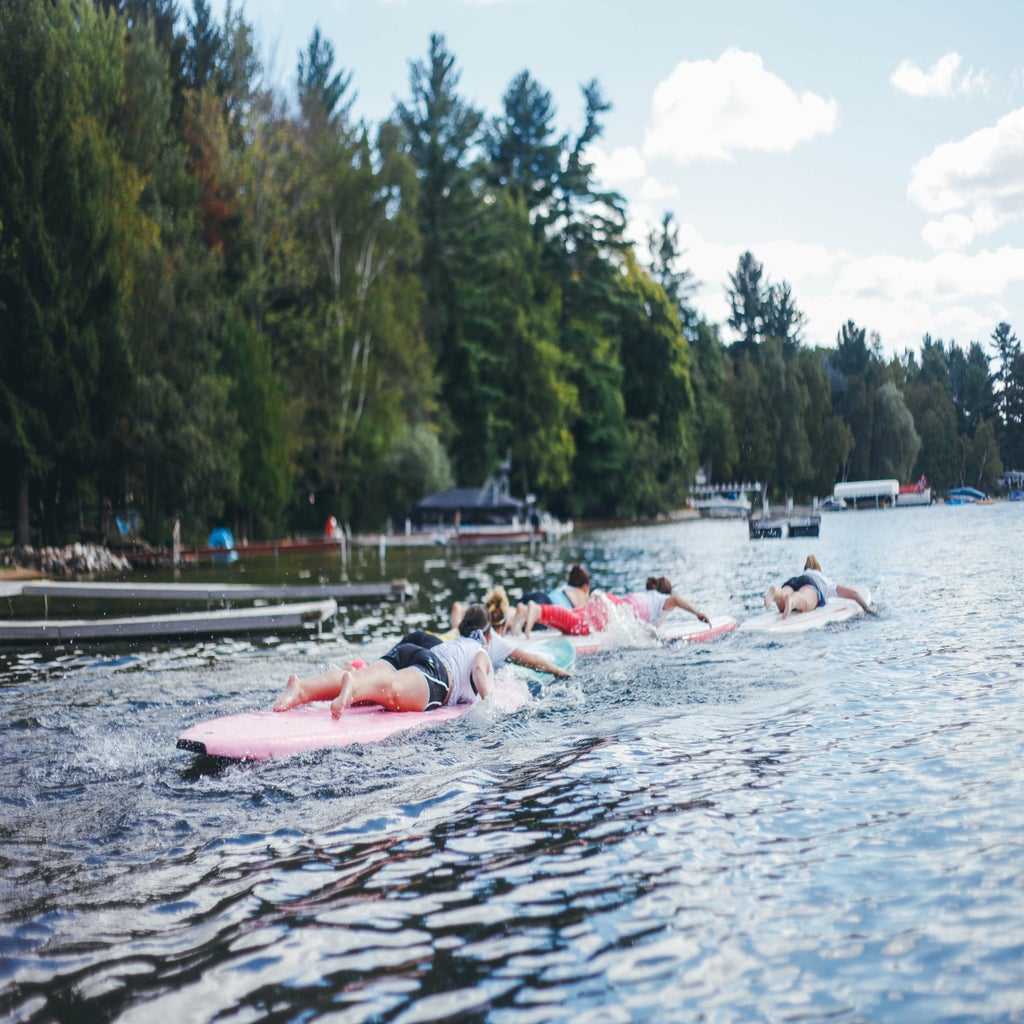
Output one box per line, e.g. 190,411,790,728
742,587,872,634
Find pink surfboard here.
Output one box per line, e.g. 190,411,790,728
177,676,529,761
526,614,737,656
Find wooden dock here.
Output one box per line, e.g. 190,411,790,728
17,579,417,607
748,514,821,540
0,578,417,644
0,599,338,643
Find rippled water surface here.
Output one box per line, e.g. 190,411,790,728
2,507,1023,1022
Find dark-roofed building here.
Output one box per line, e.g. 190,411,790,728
412,462,531,529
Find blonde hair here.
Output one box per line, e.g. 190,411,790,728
485,586,510,629
804,555,822,572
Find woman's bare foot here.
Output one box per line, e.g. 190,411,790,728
764,586,778,610
274,674,305,711
330,670,356,719
782,592,794,619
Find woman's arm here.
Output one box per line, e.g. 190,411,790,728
471,650,495,699
665,594,711,623
835,584,873,612
508,648,572,678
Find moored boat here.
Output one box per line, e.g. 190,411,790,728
946,486,988,504
896,476,932,507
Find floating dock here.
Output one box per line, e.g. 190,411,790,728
17,579,417,608
0,579,418,644
0,599,338,643
748,515,821,540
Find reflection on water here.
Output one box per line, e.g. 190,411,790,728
2,507,1024,1022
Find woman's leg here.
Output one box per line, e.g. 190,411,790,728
529,602,589,636
508,604,526,635
449,601,466,630
330,664,430,718
766,585,793,613
274,665,349,711
274,659,397,711
783,585,819,618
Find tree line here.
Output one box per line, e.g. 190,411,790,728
1,0,1021,548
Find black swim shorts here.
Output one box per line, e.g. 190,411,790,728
782,575,825,607
380,642,451,710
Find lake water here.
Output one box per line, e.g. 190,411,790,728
1,506,1023,1022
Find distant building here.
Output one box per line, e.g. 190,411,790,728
833,479,899,508
412,461,528,528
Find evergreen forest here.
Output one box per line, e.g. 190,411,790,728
2,0,1022,548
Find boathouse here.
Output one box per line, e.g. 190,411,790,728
833,479,899,508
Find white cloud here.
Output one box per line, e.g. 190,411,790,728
661,223,1024,352
639,177,679,202
907,107,1024,237
825,247,1024,347
647,223,843,334
890,52,990,98
643,48,838,163
589,144,646,184
921,214,975,252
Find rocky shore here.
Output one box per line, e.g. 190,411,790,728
0,543,133,579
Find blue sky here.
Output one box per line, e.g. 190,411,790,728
213,0,1024,358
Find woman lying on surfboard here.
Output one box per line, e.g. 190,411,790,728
523,576,710,638
406,587,572,678
763,555,873,619
274,605,495,719
508,564,592,635
451,565,591,637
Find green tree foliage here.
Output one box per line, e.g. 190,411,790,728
465,189,577,501
900,346,959,491
616,252,696,513
899,333,1001,495
646,211,700,342
960,419,1002,491
184,0,221,92
0,0,138,543
763,281,806,348
483,72,582,502
726,250,764,352
395,34,487,484
9,9,1021,546
484,70,562,214
826,320,886,481
544,81,634,516
688,321,739,482
991,322,1023,469
961,342,995,429
273,31,428,531
221,312,290,538
362,423,453,528
871,380,920,480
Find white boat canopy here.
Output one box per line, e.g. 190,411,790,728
833,479,899,501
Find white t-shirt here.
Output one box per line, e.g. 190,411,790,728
803,569,837,600
623,589,670,624
435,635,490,704
486,631,518,668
